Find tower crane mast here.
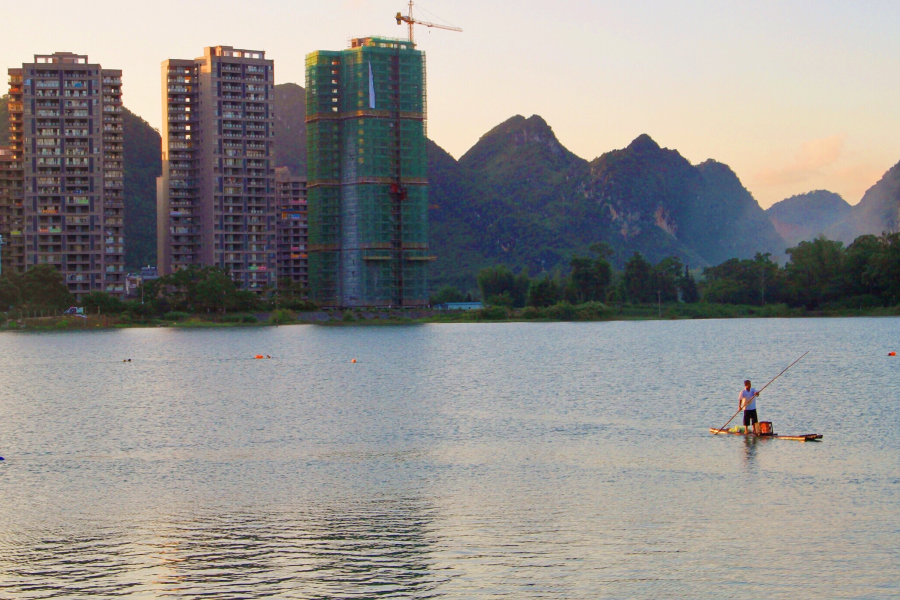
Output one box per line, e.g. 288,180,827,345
395,1,462,44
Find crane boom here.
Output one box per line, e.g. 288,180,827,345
395,1,462,44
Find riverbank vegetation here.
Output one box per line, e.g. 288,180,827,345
467,233,900,313
2,234,900,330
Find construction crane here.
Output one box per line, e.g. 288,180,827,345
396,1,462,45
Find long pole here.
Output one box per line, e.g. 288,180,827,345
714,351,810,433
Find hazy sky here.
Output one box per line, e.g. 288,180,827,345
4,0,899,207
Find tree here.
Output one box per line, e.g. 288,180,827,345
623,252,655,303
842,234,881,298
750,252,781,305
21,265,74,310
81,291,126,314
701,255,780,306
864,233,900,305
569,244,613,304
430,285,465,305
784,237,844,308
680,266,700,303
271,277,313,310
476,265,530,308
0,276,22,310
653,256,683,303
143,265,259,313
528,276,560,307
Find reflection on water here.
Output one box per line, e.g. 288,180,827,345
0,319,899,598
0,499,442,598
742,435,759,471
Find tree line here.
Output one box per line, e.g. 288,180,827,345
432,233,900,311
2,233,899,318
0,265,314,317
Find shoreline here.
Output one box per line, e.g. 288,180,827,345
4,302,900,332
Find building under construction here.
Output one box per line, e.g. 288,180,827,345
305,36,432,308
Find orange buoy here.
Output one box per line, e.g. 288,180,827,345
351,358,357,363
255,354,264,359
889,352,896,356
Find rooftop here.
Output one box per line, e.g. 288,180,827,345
33,52,89,64
207,46,265,60
349,37,416,50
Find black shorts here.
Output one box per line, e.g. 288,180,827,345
743,409,759,426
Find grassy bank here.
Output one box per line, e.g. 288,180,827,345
4,302,900,332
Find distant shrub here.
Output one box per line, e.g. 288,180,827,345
546,301,575,321
285,299,319,311
342,311,356,322
574,301,610,320
822,295,883,310
752,303,795,318
477,305,509,320
240,314,258,324
163,311,190,321
269,309,294,325
521,306,545,320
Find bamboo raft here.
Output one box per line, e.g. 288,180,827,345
709,427,822,442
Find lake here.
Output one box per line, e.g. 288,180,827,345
0,318,898,598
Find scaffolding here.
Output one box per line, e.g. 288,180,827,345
306,37,432,307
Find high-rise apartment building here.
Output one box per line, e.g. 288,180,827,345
0,147,25,276
4,52,124,296
157,46,277,291
305,37,432,308
275,167,308,288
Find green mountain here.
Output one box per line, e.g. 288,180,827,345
427,116,786,288
828,160,900,243
766,190,852,247
123,109,161,268
585,133,785,266
273,82,307,176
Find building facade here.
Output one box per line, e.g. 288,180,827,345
0,146,25,276
157,46,277,291
4,52,124,297
275,166,308,288
305,37,432,308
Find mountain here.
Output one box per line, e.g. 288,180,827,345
427,139,491,287
273,82,306,176
765,190,852,247
123,109,161,268
828,160,900,243
427,117,786,288
584,134,785,266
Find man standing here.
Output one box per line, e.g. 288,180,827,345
739,380,760,435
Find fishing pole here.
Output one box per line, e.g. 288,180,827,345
714,351,810,433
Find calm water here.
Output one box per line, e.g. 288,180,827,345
0,319,898,599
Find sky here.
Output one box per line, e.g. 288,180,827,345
3,0,899,207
